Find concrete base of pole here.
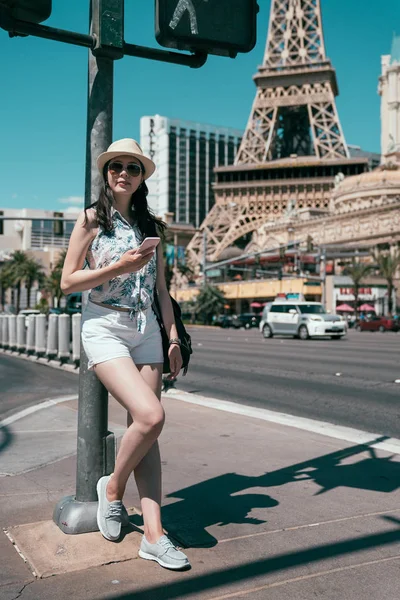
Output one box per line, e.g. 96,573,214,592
53,495,98,535
53,492,130,535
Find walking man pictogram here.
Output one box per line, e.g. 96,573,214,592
169,0,202,35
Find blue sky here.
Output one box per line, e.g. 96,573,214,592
1,0,398,213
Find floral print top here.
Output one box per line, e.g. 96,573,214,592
86,208,157,333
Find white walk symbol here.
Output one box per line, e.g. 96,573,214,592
169,0,201,35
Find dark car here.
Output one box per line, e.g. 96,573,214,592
356,315,399,332
65,293,82,315
232,313,261,329
214,315,234,328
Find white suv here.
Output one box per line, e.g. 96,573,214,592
260,301,347,340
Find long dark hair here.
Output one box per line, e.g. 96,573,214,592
84,161,166,238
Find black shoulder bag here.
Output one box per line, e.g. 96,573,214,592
152,292,193,376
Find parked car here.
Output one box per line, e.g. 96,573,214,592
356,316,399,332
260,301,347,340
232,313,261,329
65,293,82,315
214,315,234,328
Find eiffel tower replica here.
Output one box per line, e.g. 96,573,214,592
186,0,369,271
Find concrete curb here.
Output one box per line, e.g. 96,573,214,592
0,348,79,375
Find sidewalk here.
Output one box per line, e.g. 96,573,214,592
1,391,399,600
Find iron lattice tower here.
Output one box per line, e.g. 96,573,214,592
185,0,367,272
236,0,349,164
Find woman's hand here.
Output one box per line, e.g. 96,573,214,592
168,343,183,379
117,247,155,274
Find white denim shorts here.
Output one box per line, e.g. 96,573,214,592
81,301,164,370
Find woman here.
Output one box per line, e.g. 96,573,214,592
61,138,190,570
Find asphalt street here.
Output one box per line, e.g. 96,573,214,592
0,354,78,420
178,328,400,439
1,328,399,437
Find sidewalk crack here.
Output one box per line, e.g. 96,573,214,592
11,580,35,600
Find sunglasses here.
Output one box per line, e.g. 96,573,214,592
108,161,142,178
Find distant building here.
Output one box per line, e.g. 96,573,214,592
379,34,400,160
347,145,380,169
0,208,76,310
0,208,75,261
140,115,243,228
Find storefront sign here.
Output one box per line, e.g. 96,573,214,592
339,287,372,295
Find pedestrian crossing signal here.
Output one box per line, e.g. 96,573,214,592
155,0,258,58
0,1,52,25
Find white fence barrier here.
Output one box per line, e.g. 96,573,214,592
35,314,47,357
46,314,59,359
26,315,36,354
0,312,82,366
17,314,26,351
8,315,17,351
1,315,8,349
58,314,71,362
72,313,81,365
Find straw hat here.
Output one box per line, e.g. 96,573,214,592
97,138,156,180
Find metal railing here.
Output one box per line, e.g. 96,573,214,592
0,313,81,365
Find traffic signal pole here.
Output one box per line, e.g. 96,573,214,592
53,1,115,534
2,0,258,536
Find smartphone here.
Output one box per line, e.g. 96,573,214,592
138,237,160,252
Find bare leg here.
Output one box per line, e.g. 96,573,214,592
94,357,165,503
128,364,164,543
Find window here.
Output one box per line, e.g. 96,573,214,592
65,222,74,235
281,304,297,313
53,212,64,235
270,304,284,313
298,304,325,314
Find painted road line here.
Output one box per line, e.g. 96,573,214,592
0,395,78,427
164,390,400,455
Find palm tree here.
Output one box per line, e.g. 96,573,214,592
8,250,31,313
44,268,63,308
24,258,45,308
53,248,67,271
195,284,226,325
343,259,373,318
0,264,13,312
39,248,67,308
374,248,400,315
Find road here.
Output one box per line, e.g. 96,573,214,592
0,355,78,419
1,328,399,437
178,327,400,439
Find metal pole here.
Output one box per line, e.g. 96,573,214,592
320,248,326,308
202,230,207,287
54,0,115,534
173,232,178,296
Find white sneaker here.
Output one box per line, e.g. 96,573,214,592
96,475,123,542
138,535,191,570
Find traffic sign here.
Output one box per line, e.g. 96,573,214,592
155,0,258,57
0,0,52,24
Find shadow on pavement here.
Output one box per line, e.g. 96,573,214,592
110,517,400,600
127,436,399,549
0,423,13,457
